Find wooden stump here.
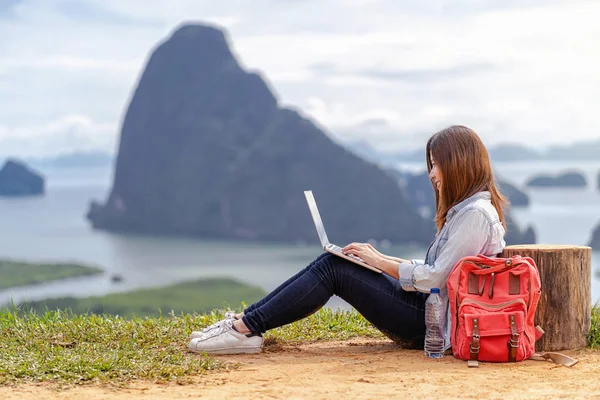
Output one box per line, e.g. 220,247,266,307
501,244,592,351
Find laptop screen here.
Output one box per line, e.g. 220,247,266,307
304,190,330,247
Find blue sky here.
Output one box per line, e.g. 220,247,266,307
1,0,599,157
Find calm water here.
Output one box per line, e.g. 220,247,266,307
0,161,599,307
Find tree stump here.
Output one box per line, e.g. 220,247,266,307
501,244,592,351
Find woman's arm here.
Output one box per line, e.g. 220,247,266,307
367,244,408,265
342,243,409,278
374,257,405,279
343,209,492,285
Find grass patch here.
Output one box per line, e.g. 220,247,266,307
266,306,384,343
0,309,230,386
0,305,384,386
0,260,103,290
589,304,600,349
13,278,266,318
0,302,596,386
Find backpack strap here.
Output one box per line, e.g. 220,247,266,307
531,352,579,367
508,314,520,362
468,318,480,368
531,325,578,367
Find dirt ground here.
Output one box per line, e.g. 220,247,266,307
1,339,599,400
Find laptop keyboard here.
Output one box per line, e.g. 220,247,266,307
327,244,366,263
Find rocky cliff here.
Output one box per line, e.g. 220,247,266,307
0,159,44,197
87,24,432,245
397,170,536,245
589,224,600,250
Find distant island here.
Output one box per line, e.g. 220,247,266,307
12,277,265,318
0,259,102,290
526,171,587,188
0,159,44,197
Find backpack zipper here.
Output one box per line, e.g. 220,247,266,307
459,298,527,314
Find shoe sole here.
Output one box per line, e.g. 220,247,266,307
188,346,262,355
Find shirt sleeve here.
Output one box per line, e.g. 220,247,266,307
398,209,491,293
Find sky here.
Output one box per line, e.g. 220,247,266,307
1,0,599,157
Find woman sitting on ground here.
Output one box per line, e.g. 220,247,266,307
187,125,508,355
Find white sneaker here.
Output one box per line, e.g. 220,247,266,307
188,319,263,355
190,311,237,340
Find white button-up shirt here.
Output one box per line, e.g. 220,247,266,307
398,191,506,350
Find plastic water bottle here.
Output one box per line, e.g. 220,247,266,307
424,287,445,358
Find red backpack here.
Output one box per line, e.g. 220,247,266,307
447,254,579,367
448,254,544,367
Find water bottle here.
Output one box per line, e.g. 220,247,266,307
424,287,445,358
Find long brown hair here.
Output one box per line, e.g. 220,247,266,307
426,125,508,232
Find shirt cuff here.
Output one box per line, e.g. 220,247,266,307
398,261,417,291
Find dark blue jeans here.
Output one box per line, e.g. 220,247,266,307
242,252,428,347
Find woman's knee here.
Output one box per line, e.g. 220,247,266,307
311,252,335,268
310,253,348,278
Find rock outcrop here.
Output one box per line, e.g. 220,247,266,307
86,24,432,245
0,159,44,197
399,170,536,245
497,180,529,207
589,224,600,250
526,171,587,188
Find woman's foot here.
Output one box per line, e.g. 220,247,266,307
189,311,237,340
188,319,263,355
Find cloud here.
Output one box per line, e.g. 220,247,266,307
0,0,599,156
0,56,140,72
357,63,497,82
0,116,117,158
52,0,156,26
308,62,497,82
0,0,22,17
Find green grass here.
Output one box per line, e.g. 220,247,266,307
0,301,596,386
267,306,384,343
0,306,384,386
0,259,103,290
0,309,227,386
588,304,600,349
13,278,267,318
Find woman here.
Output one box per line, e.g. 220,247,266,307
188,125,508,355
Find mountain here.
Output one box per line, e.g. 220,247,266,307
545,140,600,161
369,140,600,165
86,24,432,245
343,140,388,165
488,144,542,162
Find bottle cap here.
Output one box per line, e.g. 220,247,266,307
430,288,440,294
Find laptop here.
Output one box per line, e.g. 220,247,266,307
304,190,382,274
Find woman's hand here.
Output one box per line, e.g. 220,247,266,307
342,242,384,269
